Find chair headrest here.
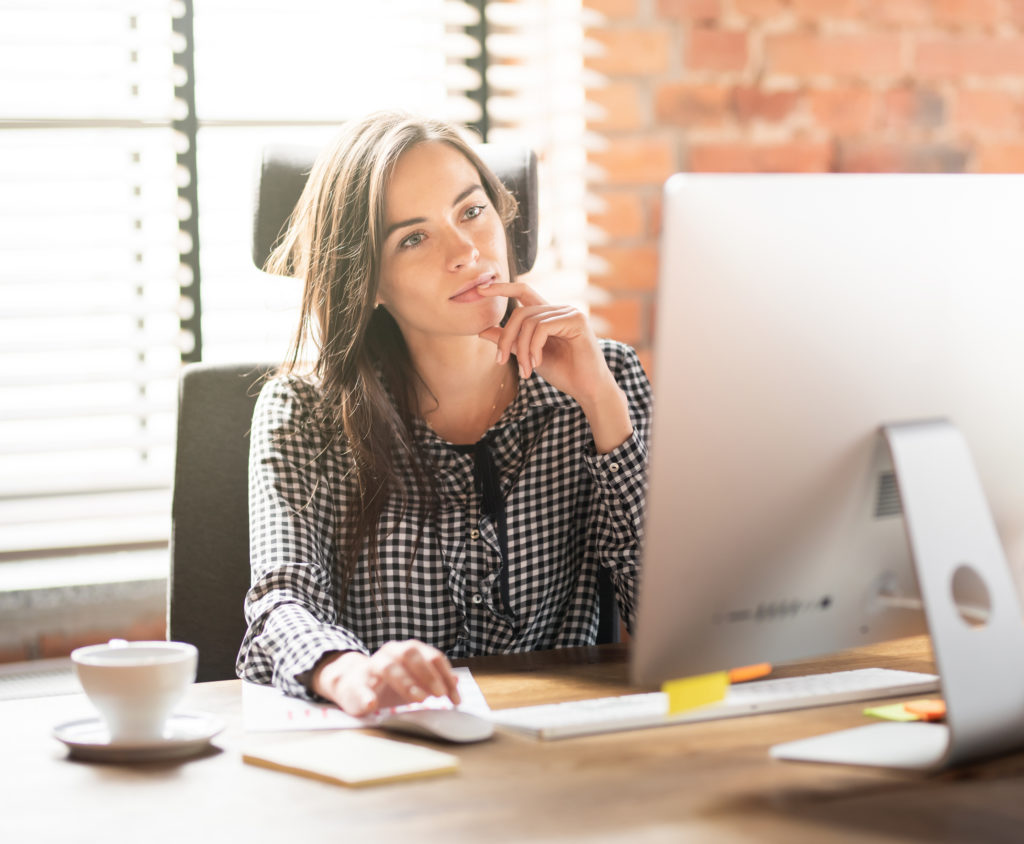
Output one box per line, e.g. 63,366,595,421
252,143,539,276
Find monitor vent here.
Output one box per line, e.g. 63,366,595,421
875,471,902,518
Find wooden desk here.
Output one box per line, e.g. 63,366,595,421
5,637,1024,843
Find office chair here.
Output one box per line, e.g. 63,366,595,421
169,140,617,683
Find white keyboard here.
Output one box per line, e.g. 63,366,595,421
490,668,940,740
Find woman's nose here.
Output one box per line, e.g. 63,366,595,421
445,227,479,270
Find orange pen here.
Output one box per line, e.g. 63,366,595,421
728,663,772,684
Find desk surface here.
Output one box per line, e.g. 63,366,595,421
5,636,1024,843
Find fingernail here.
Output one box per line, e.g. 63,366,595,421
519,363,527,379
409,685,424,700
496,349,503,364
530,355,537,370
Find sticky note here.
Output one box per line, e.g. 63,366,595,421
863,702,919,722
242,732,459,787
662,671,729,715
903,698,946,722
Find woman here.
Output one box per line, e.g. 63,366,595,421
237,112,651,716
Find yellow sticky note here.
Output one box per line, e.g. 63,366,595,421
863,702,919,722
662,671,729,715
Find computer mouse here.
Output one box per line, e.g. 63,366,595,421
377,709,495,744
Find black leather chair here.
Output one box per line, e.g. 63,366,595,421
169,141,616,683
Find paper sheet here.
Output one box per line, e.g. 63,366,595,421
242,666,490,732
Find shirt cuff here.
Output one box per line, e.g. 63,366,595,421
583,424,648,494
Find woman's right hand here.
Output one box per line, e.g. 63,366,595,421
311,640,462,717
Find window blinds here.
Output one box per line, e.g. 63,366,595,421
0,0,182,558
0,0,590,563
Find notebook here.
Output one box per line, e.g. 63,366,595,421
242,731,459,787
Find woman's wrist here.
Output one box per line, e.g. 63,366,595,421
310,650,365,699
578,379,633,455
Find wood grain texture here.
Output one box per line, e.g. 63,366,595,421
10,636,1024,843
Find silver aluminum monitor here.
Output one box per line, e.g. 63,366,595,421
632,173,1024,768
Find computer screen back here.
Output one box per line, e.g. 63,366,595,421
632,173,1024,688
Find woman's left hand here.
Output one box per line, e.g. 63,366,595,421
477,281,633,453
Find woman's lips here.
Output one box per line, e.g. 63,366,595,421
449,273,497,303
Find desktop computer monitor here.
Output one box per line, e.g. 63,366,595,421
632,173,1024,719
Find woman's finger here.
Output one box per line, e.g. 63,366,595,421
478,280,547,308
428,652,462,705
491,304,546,367
400,647,449,699
529,308,580,369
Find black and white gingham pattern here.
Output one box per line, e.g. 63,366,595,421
237,340,652,699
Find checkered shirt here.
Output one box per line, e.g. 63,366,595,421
236,339,652,700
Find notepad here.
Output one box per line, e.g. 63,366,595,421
242,732,459,787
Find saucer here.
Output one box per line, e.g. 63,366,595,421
53,711,225,763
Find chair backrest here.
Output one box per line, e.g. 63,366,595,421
169,142,613,682
169,362,272,682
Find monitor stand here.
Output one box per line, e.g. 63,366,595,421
771,419,1024,770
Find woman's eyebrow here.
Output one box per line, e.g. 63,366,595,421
384,183,484,240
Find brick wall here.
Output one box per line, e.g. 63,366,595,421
584,0,1024,371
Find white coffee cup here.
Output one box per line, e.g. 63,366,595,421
71,640,198,743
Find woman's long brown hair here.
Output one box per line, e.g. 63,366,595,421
265,112,519,606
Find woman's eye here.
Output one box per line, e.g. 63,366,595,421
464,204,486,220
399,232,425,249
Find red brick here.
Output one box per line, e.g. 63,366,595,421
591,136,676,185
915,38,1024,78
732,86,801,124
809,87,876,133
0,644,31,664
587,28,672,76
583,0,639,18
836,141,970,172
589,191,646,239
880,86,946,131
591,298,645,345
975,144,1024,172
1008,0,1024,27
657,0,722,21
687,28,750,73
734,0,787,18
590,245,660,291
37,615,167,659
953,89,1022,134
767,33,904,77
933,0,1002,27
790,0,861,18
655,82,731,128
588,82,646,131
39,630,115,659
688,141,833,172
860,0,932,25
648,194,663,238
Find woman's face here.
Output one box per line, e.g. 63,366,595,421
375,141,510,348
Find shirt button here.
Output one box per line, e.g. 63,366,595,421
471,593,484,605
609,461,620,473
470,528,480,540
